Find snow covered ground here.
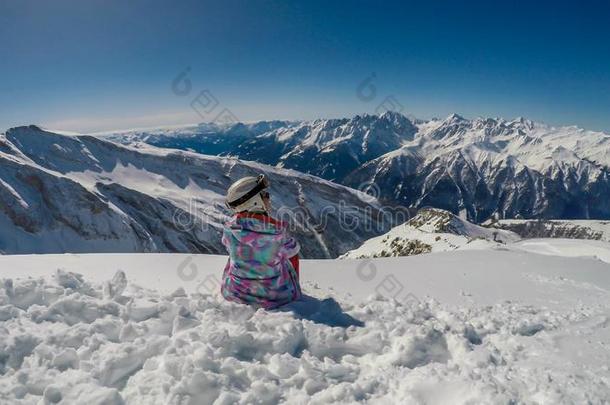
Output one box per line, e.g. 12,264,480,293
513,238,610,264
1,246,610,404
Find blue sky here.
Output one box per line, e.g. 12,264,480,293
1,0,610,132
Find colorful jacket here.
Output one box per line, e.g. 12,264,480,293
221,212,301,309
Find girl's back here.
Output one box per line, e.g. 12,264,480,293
221,212,301,309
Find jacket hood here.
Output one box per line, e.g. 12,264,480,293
225,214,286,238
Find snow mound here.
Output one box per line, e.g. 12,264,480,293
512,238,610,264
1,253,609,404
342,208,520,258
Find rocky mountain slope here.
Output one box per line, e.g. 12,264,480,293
345,114,610,222
102,113,418,183
341,208,520,259
102,112,610,222
0,126,391,257
485,218,610,242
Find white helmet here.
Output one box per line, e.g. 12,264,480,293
226,174,270,213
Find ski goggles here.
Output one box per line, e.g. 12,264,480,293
257,174,270,189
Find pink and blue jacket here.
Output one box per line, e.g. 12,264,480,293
221,212,301,309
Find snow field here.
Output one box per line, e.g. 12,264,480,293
1,251,609,404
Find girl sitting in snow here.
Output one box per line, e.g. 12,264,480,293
221,174,301,309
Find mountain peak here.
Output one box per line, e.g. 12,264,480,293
446,113,466,122
5,125,55,148
7,124,44,134
407,208,466,234
511,116,536,130
342,207,520,259
379,110,416,126
380,110,405,119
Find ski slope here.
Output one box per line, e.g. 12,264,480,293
1,245,610,404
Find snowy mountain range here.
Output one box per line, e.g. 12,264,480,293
0,126,390,257
3,121,610,404
101,114,418,183
103,111,610,222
